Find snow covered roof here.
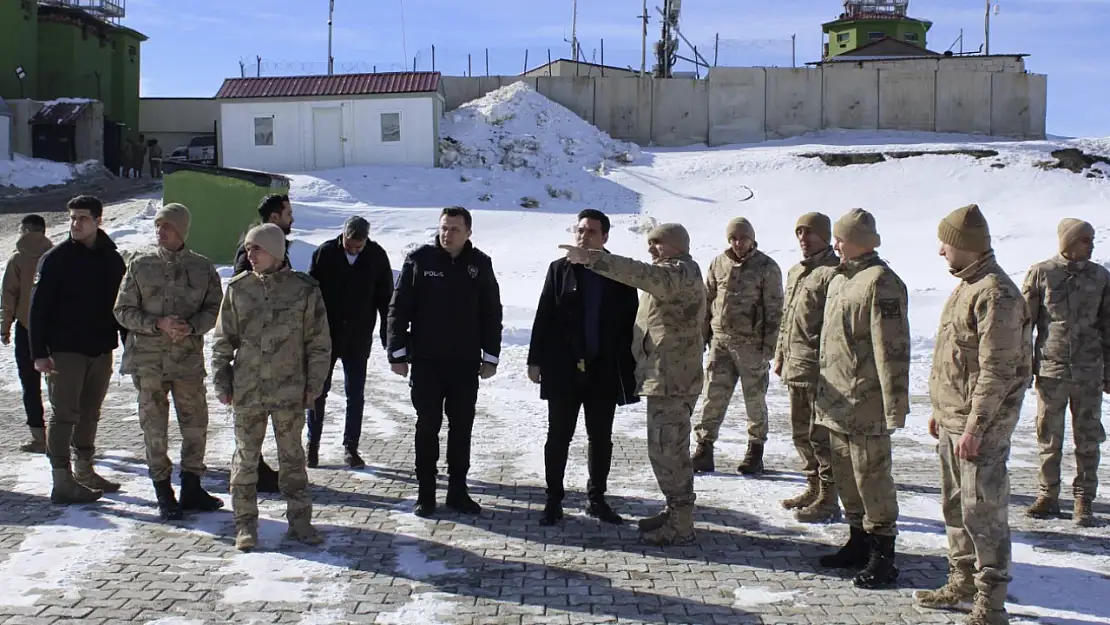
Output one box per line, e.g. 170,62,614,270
215,72,441,100
28,100,91,125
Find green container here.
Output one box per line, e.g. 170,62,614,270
161,161,291,265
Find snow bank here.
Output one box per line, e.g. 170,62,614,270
439,81,640,177
0,154,82,189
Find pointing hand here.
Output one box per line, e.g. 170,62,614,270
558,244,590,265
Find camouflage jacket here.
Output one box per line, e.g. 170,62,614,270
1022,255,1110,385
585,249,706,397
114,246,223,379
1,231,53,335
705,247,783,358
814,252,911,435
774,246,840,387
211,267,332,411
930,253,1031,438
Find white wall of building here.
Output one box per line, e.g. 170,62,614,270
219,96,437,173
0,115,10,160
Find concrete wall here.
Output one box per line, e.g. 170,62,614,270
140,97,219,152
824,55,1026,73
0,114,10,160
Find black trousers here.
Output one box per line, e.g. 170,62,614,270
411,360,479,484
544,381,617,503
14,323,45,428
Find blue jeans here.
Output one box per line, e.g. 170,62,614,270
306,354,368,447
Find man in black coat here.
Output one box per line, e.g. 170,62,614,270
30,195,127,504
306,216,394,469
527,209,640,526
387,206,503,518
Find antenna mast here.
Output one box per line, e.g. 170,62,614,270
570,0,578,61
327,0,335,75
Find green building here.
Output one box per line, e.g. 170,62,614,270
822,0,931,59
0,0,146,164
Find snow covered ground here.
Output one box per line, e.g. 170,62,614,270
0,153,100,190
0,84,1108,624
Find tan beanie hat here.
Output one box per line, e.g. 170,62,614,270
1058,218,1095,254
832,208,881,249
726,217,756,242
155,203,191,240
938,204,991,253
646,223,691,255
244,223,287,264
796,212,832,243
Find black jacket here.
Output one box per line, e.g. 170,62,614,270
527,257,639,405
387,239,502,364
30,230,127,360
309,235,394,357
233,232,290,275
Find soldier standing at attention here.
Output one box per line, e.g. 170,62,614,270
114,203,225,520
1022,217,1110,527
916,204,1031,625
212,223,332,551
2,214,53,454
814,208,910,589
692,217,782,475
30,195,127,504
560,223,705,546
774,212,842,523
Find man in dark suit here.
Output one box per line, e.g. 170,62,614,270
528,208,640,526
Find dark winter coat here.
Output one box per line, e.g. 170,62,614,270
387,239,502,364
527,257,640,405
309,235,394,358
29,230,127,360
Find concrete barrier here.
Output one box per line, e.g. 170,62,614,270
707,67,766,145
878,70,936,131
652,79,709,146
594,77,652,145
990,72,1047,138
536,76,595,125
765,68,822,139
822,68,879,130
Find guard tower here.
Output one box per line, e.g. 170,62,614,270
822,0,931,58
37,0,125,24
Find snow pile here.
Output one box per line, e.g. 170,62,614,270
0,154,87,189
439,81,640,176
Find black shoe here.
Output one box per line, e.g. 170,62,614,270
853,534,899,588
415,479,436,518
257,458,280,493
178,471,224,512
307,442,319,469
414,500,437,518
539,501,564,526
737,442,764,475
153,479,184,521
344,445,365,469
819,525,871,569
586,499,625,524
446,483,481,515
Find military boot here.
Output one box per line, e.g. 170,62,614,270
19,427,46,454
1025,495,1060,518
152,479,184,521
306,441,320,469
638,507,671,533
235,523,258,552
1074,497,1095,527
178,471,224,512
691,442,715,473
50,468,103,504
737,442,764,475
913,563,976,610
73,458,120,493
964,591,1010,625
819,525,870,569
286,520,324,545
853,534,899,588
795,480,842,524
781,475,820,510
257,457,280,493
640,505,696,546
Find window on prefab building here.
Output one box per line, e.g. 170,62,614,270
254,116,274,146
868,31,884,40
380,112,401,142
836,32,850,43
904,32,919,42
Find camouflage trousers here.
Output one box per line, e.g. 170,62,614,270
787,384,834,485
647,395,697,509
829,430,898,536
230,408,311,527
695,340,769,444
134,376,209,482
1034,377,1106,500
938,426,1012,610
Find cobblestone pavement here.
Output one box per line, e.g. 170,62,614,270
0,348,1108,625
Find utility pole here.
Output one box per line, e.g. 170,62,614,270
327,0,335,74
571,0,578,61
640,0,648,76
791,33,796,67
984,0,990,55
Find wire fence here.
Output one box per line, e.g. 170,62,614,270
236,36,800,79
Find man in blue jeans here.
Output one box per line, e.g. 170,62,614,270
306,216,394,468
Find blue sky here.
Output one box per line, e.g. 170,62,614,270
129,0,1107,138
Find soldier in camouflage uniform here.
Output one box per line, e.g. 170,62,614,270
1022,218,1110,527
693,217,783,475
915,204,1032,625
814,208,910,590
561,223,706,546
774,212,842,523
212,223,332,551
114,204,226,520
